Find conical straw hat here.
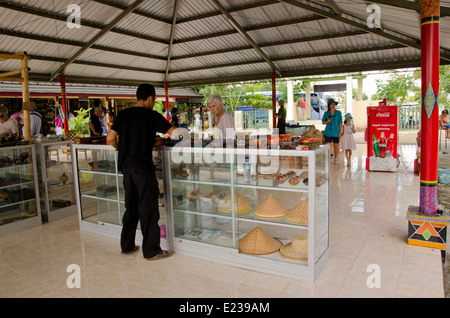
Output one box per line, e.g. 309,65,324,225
280,235,308,261
286,199,308,224
253,195,288,218
217,192,251,214
239,227,282,255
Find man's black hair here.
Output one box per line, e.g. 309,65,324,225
136,83,156,101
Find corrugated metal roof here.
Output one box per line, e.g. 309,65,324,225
0,0,448,88
0,81,203,98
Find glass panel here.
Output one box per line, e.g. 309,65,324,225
234,152,311,191
0,146,38,226
237,221,309,266
170,147,234,248
80,195,120,225
79,148,115,173
44,143,75,211
314,149,329,263
173,210,234,248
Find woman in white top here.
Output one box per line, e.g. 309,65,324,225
0,105,19,138
207,94,235,140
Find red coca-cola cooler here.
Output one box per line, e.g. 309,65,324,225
366,100,398,172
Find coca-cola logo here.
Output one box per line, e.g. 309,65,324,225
376,111,391,122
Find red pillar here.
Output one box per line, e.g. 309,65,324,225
60,75,69,132
420,0,440,215
165,81,170,121
271,72,276,129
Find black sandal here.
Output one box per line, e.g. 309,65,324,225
145,250,174,261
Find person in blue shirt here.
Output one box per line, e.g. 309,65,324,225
322,98,343,163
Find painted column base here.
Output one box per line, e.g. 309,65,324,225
406,206,449,250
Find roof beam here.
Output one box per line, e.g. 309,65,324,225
49,0,146,81
0,28,167,61
367,0,450,17
0,51,164,74
90,0,172,24
206,0,282,76
176,0,279,23
170,43,407,74
171,30,367,60
14,71,164,87
173,15,326,44
0,1,168,45
165,0,180,81
280,0,450,62
172,58,426,87
323,0,342,16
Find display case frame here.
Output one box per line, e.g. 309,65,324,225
168,144,330,281
72,144,172,251
0,144,42,236
36,140,77,222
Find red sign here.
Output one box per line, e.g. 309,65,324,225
366,103,398,171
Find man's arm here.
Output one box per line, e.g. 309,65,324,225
166,126,175,136
89,123,100,136
106,129,119,149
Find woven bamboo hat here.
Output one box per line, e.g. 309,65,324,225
253,195,288,218
280,235,308,261
286,199,308,224
217,192,251,214
239,227,282,255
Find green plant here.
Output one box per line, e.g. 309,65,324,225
153,99,164,115
69,108,91,136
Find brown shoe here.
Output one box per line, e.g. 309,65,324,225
145,250,174,261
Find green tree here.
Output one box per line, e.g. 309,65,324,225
376,71,419,105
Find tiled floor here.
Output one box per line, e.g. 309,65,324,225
0,144,445,298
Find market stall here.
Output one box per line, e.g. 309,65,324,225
72,135,329,281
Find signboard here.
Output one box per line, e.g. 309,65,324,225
366,101,398,172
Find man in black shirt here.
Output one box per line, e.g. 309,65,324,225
107,83,175,260
89,107,103,136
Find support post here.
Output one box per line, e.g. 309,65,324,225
271,72,276,128
21,55,31,141
346,76,353,114
419,0,440,215
60,75,69,133
165,81,170,121
305,83,311,120
287,80,295,122
406,0,449,251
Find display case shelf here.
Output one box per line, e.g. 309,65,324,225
168,144,330,281
0,144,42,236
36,140,76,222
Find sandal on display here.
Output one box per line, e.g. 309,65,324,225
146,250,174,261
121,246,140,255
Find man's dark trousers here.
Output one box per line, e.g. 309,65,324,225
120,166,162,259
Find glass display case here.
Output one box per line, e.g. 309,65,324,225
72,144,172,250
0,144,41,236
168,145,330,281
36,140,76,222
